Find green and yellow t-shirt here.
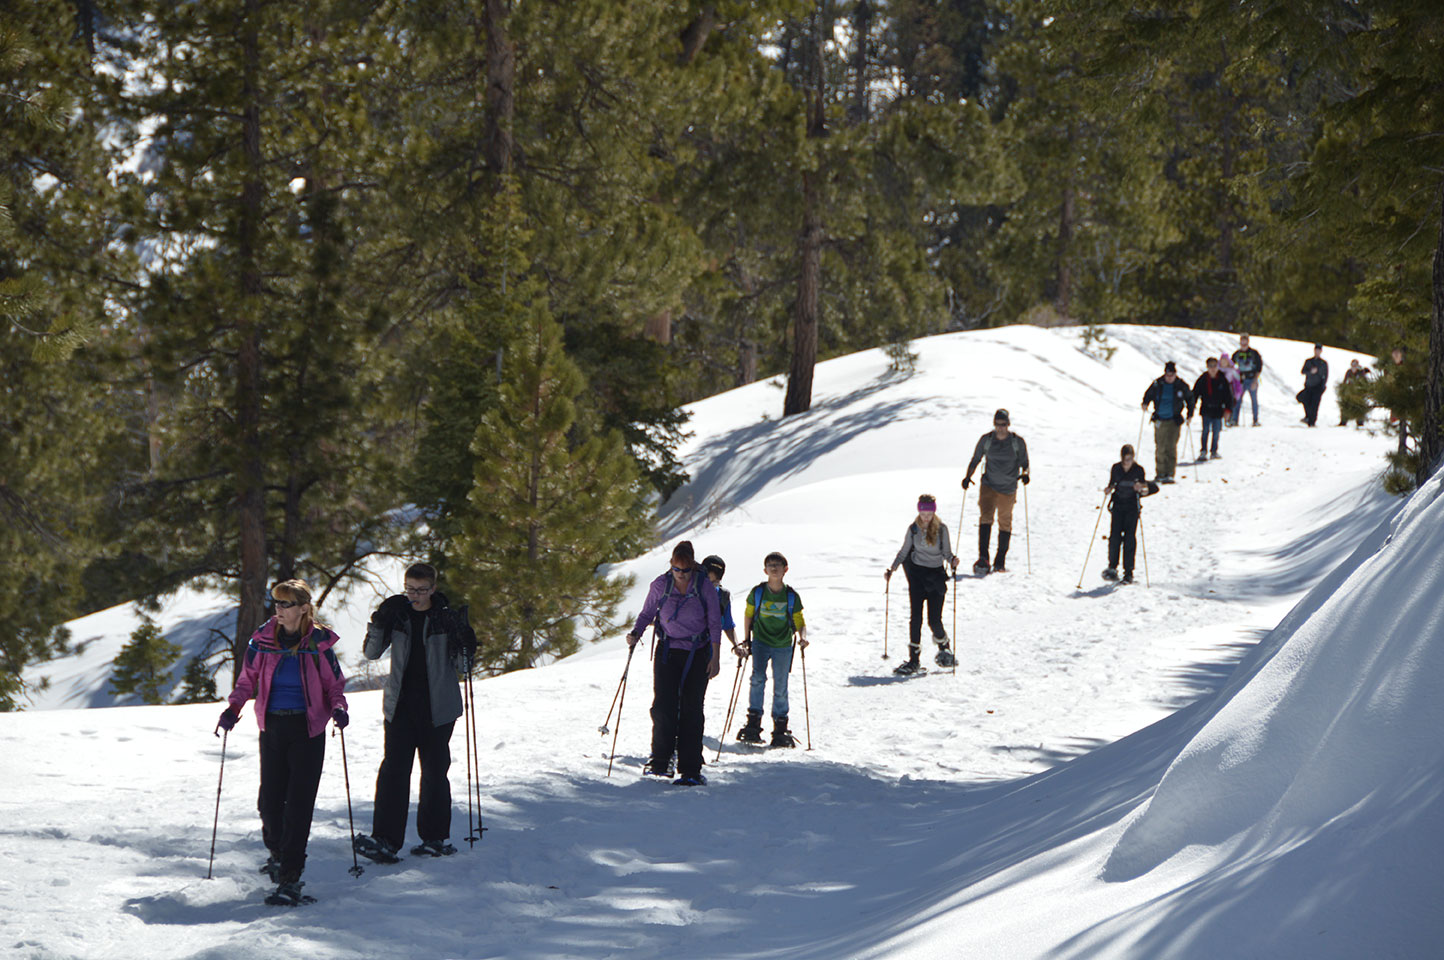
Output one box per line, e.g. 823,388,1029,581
746,584,805,649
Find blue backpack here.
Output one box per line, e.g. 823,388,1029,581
750,583,799,640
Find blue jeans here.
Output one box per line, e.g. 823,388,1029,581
748,642,794,718
1237,378,1259,424
1201,416,1222,454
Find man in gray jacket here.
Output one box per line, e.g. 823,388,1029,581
961,409,1030,574
353,563,477,862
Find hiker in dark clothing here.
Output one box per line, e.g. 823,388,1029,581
1299,343,1329,427
354,562,477,863
1192,356,1234,459
627,540,722,786
884,494,960,675
1102,445,1159,584
1141,362,1192,483
961,408,1030,574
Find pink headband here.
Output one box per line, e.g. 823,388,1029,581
917,500,937,513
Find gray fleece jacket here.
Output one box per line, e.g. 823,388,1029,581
891,521,957,570
363,593,475,727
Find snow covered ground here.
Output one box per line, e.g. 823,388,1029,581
6,325,1439,959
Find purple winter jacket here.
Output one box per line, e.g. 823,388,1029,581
227,618,349,738
631,569,722,650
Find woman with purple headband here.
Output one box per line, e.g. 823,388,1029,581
884,494,960,675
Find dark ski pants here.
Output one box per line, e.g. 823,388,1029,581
372,717,455,849
905,561,948,647
1300,384,1325,425
257,712,326,883
649,644,711,779
1107,501,1140,574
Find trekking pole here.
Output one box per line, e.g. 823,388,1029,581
606,643,637,777
335,725,365,877
799,643,812,751
950,570,958,677
1139,508,1151,588
882,577,890,660
714,651,746,763
1137,409,1146,450
467,668,485,839
1023,480,1032,574
1076,489,1110,589
1186,420,1198,483
599,646,630,736
463,662,477,846
206,728,228,880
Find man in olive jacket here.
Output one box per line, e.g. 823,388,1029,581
353,563,477,862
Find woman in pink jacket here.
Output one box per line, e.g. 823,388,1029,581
218,578,348,905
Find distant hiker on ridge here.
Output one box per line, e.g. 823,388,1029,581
1231,334,1264,426
1141,362,1191,484
961,408,1029,575
1298,343,1329,428
884,494,960,676
1192,356,1234,460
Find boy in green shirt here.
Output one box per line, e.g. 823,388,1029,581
737,552,808,748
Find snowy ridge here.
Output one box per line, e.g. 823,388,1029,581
6,324,1436,959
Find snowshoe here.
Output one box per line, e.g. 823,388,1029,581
643,757,676,779
259,854,280,883
1101,568,1119,581
1120,572,1135,585
893,658,925,676
934,645,957,668
264,880,315,907
1210,451,1221,459
1157,476,1176,484
770,719,797,748
353,834,401,864
673,772,707,787
972,560,991,576
411,840,457,858
737,710,764,744
992,559,1008,573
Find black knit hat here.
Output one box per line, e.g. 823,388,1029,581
993,408,1010,425
1164,361,1177,373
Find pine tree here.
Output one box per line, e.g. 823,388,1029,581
175,654,220,705
110,616,181,705
447,186,647,672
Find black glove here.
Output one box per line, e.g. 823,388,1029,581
1020,474,1030,485
961,477,973,490
216,708,238,733
332,708,349,730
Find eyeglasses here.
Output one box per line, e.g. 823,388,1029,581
273,599,302,610
404,586,433,596
764,562,786,570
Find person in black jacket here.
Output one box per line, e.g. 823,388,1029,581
1192,356,1234,459
1102,445,1159,584
1141,362,1192,483
354,562,477,863
1298,343,1329,427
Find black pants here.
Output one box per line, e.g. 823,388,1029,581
372,716,455,848
257,713,326,883
1300,384,1325,425
904,561,947,646
649,643,711,778
1108,500,1140,574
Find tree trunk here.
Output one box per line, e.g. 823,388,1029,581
644,309,673,344
1055,122,1075,319
848,1,870,124
233,0,269,679
1420,179,1444,484
785,169,822,417
678,5,717,66
484,0,515,180
784,9,827,418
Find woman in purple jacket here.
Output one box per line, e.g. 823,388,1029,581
626,541,722,786
218,578,349,905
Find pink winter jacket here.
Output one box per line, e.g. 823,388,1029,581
227,618,349,738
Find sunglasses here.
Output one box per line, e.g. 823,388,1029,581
273,599,303,610
670,565,693,574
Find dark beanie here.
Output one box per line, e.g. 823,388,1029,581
1164,361,1177,373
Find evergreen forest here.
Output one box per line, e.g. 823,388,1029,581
2,1,1441,707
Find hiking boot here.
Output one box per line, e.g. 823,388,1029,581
643,757,676,778
934,641,957,668
770,717,797,748
977,523,992,571
268,879,307,906
1120,571,1135,584
894,646,923,675
737,709,764,744
259,854,280,882
673,772,707,787
411,840,457,858
1210,451,1220,459
994,531,1012,573
1102,567,1119,581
